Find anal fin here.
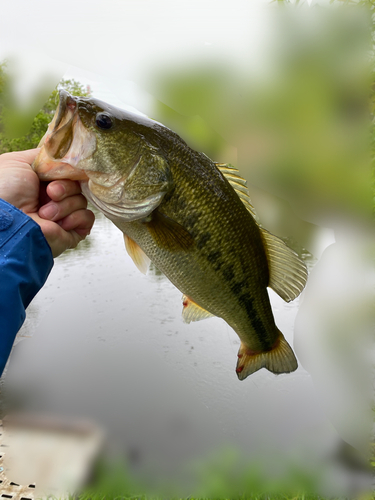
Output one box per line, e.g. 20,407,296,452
235,330,298,380
182,295,215,324
124,234,151,275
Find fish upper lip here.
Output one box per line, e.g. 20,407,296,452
45,91,80,161
54,90,78,131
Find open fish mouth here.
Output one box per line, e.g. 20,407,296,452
32,90,96,181
33,91,152,213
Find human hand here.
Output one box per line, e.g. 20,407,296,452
0,148,95,257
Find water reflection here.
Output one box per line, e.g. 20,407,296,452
148,261,165,280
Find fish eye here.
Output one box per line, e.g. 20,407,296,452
95,113,113,130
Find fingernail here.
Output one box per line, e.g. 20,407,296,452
50,183,65,199
78,229,91,237
40,203,58,220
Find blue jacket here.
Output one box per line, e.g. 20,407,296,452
0,199,53,376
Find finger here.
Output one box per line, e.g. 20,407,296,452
46,180,82,201
39,182,51,206
28,215,80,258
19,148,41,165
0,148,41,166
39,194,88,221
58,208,95,234
51,226,86,258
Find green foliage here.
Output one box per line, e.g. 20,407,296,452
68,450,339,500
0,61,11,137
44,78,90,114
72,458,146,500
0,63,90,154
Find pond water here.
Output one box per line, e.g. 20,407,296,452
1,209,371,494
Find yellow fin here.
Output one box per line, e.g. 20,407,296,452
215,163,258,220
236,331,298,381
146,210,194,252
124,234,150,275
182,295,214,324
260,229,307,302
216,164,307,302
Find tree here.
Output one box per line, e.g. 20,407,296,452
0,62,90,154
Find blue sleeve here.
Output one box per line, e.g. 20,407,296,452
0,199,54,376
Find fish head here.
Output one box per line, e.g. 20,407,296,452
33,90,153,207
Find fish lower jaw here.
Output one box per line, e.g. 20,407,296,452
34,160,89,181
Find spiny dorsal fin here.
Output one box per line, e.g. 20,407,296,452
236,330,298,380
182,295,215,323
124,234,151,275
260,229,307,302
215,163,258,220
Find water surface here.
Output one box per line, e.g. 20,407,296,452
1,209,366,493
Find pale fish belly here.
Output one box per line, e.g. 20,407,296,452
113,215,278,354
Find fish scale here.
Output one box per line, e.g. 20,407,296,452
93,137,277,353
32,90,308,380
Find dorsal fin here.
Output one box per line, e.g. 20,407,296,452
182,295,215,323
124,234,151,274
215,163,307,302
260,229,308,302
215,163,258,220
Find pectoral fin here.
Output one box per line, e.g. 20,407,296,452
145,210,195,252
182,295,214,323
124,235,150,274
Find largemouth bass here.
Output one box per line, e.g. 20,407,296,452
33,90,307,380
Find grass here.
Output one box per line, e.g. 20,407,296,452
65,451,374,500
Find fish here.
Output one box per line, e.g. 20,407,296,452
33,90,308,381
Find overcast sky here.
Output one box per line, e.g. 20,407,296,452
0,0,274,112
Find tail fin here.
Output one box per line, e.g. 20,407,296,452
235,331,298,381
